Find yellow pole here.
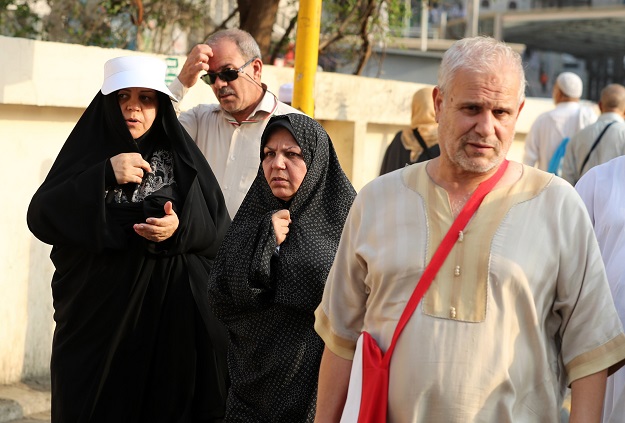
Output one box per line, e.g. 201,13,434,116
292,0,322,116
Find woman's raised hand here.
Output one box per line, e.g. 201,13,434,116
271,209,291,246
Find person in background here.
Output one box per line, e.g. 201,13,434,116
561,83,625,185
27,55,231,423
576,156,625,423
379,86,439,175
279,82,294,106
208,113,356,422
314,37,625,423
540,67,549,94
169,28,301,218
523,71,597,171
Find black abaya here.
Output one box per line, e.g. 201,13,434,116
27,91,230,423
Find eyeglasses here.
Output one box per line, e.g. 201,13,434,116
200,57,257,85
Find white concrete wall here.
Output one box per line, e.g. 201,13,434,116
0,35,562,384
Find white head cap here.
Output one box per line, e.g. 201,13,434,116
101,55,178,102
556,72,583,99
279,82,293,104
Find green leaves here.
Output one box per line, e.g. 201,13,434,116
0,0,40,39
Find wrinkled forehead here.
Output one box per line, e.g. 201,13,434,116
443,66,523,105
207,39,245,70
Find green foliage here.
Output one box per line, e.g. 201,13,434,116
39,0,135,49
319,0,409,73
0,0,41,39
14,0,219,53
137,0,216,52
0,0,408,74
386,0,410,32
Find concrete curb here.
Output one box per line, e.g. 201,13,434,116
0,399,21,423
0,383,50,423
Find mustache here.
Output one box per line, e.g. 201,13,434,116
218,87,236,97
461,136,512,147
461,130,517,146
462,135,495,146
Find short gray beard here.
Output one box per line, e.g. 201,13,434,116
449,134,513,174
451,151,503,174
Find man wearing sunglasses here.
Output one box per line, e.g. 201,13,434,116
168,28,301,218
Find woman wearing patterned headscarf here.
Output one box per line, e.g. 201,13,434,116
27,56,230,422
207,113,356,422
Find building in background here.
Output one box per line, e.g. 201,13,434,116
362,0,625,101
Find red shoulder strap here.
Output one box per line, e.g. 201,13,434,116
383,160,509,363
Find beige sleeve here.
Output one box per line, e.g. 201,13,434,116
168,77,189,115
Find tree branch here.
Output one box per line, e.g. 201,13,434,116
132,0,144,25
354,0,377,75
270,11,298,65
210,6,239,35
318,1,361,52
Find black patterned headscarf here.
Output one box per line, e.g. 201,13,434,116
207,113,356,421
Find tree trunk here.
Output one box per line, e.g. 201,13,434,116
354,0,377,75
238,0,281,61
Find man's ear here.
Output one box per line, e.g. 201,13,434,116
517,99,525,117
253,58,263,80
433,86,442,122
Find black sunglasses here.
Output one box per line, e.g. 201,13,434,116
200,57,257,85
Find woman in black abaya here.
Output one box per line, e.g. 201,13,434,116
207,113,356,422
27,56,230,423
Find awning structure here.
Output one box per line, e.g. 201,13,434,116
500,6,625,59
445,5,625,99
